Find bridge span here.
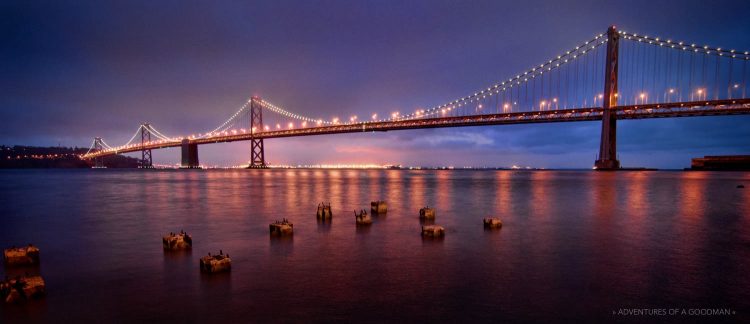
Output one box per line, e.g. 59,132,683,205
81,26,750,169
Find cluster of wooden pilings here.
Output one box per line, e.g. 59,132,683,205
2,244,45,303
2,203,507,303
305,200,504,238
200,251,231,273
163,230,192,250
160,230,233,274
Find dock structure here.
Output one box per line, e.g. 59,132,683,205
371,201,387,214
316,202,333,219
1,275,46,303
270,219,294,236
199,251,231,273
163,231,192,250
355,209,372,226
3,244,40,266
483,218,503,229
421,225,445,238
690,155,750,170
419,206,436,219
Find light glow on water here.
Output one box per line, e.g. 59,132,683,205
0,169,748,322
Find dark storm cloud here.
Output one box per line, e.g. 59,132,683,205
1,0,750,168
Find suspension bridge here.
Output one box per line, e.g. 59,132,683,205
81,26,750,170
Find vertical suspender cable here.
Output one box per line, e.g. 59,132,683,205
639,40,646,97
688,51,694,101
727,58,734,99
701,52,706,92
532,72,536,110
677,49,682,102
714,56,720,100
742,58,747,98
664,45,672,102
651,44,657,103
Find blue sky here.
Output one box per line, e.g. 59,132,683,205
2,0,750,168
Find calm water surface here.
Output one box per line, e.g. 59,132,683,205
1,169,749,322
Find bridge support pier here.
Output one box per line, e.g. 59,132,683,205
94,156,104,168
248,96,267,169
180,139,200,169
594,26,621,170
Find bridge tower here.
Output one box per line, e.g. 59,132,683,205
93,137,105,168
249,96,267,168
140,124,153,168
595,26,621,170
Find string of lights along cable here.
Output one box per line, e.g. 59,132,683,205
82,26,750,163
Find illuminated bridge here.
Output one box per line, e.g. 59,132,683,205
82,26,750,170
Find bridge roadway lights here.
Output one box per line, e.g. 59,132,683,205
180,139,200,169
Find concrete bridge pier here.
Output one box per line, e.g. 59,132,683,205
94,157,104,168
180,139,200,169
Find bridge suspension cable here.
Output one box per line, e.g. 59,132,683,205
199,98,253,137
616,29,749,106
253,32,610,125
121,125,146,147
392,32,608,120
83,138,98,155
81,26,750,163
259,99,333,125
99,139,114,150
145,124,174,141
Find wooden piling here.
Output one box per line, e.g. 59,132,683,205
3,244,40,266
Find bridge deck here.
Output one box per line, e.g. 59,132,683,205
83,98,750,159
